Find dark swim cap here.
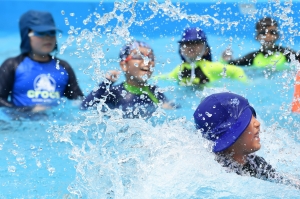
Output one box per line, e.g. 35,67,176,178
193,92,256,152
19,10,60,54
179,27,207,43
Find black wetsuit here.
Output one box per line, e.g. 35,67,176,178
217,154,300,189
81,81,169,118
227,45,300,66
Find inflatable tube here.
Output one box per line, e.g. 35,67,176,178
155,60,248,85
252,52,287,70
292,71,300,113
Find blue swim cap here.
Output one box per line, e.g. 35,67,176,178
179,27,207,43
193,92,256,152
119,40,153,61
19,10,60,54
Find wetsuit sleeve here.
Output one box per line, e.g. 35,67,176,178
278,47,300,63
81,81,112,109
226,52,258,66
253,156,300,189
0,57,20,107
59,59,84,100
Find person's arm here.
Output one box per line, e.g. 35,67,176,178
200,61,248,83
153,86,180,109
254,156,300,189
81,70,120,109
59,59,84,100
153,65,182,81
0,57,19,107
222,51,258,66
278,46,300,63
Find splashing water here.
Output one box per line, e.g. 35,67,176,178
1,0,300,198
52,1,300,197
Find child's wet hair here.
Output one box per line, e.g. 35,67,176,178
119,40,153,61
255,17,278,31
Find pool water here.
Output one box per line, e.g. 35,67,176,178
1,1,300,198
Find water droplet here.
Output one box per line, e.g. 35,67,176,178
8,166,16,173
61,10,65,15
70,13,75,17
48,166,56,175
205,112,212,117
64,17,69,26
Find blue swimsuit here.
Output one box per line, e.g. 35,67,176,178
0,54,83,109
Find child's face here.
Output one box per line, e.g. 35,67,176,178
229,115,261,155
256,26,278,47
120,46,155,86
29,31,56,55
180,42,206,61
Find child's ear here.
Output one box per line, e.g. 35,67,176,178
120,61,127,72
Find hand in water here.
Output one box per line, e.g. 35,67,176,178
31,105,49,113
222,48,233,62
106,70,121,83
162,102,180,109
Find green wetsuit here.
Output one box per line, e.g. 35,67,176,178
156,60,247,85
226,45,298,70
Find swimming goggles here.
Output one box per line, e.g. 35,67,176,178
28,30,56,37
258,29,278,36
125,52,155,62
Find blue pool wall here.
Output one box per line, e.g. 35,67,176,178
1,0,300,43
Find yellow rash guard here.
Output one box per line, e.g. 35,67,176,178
252,52,287,70
156,60,248,85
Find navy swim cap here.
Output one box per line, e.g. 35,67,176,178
193,92,256,152
179,27,207,43
19,10,60,54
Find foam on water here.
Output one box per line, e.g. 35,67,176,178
47,101,300,198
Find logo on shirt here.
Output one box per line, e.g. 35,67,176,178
27,74,60,101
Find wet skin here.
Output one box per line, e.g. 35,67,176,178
256,25,279,49
120,46,155,87
180,42,206,61
224,115,261,164
29,31,56,62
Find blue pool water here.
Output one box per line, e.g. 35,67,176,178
1,0,300,198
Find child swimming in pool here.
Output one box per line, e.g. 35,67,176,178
222,17,300,70
81,40,176,118
156,27,248,86
193,92,300,189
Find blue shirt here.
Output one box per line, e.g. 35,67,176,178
0,54,83,108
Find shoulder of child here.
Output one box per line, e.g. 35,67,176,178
1,54,27,69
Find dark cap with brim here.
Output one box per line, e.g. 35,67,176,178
19,10,60,54
19,10,60,32
193,92,255,152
